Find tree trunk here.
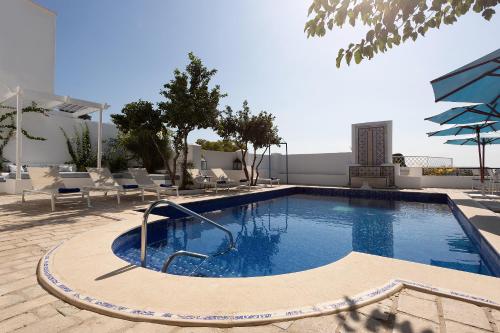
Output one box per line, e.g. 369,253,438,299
241,148,249,181
181,133,189,189
250,148,258,186
171,152,179,185
255,146,268,185
150,135,172,177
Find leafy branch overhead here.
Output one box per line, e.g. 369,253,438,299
305,0,499,67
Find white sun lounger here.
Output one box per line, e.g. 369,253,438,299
22,167,91,211
86,167,144,204
211,168,250,190
128,168,179,199
189,168,221,193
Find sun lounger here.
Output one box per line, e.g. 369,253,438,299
211,168,250,190
128,168,179,199
86,167,144,204
189,168,221,193
22,166,91,211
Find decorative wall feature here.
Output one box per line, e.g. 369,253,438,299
349,165,395,187
357,126,385,166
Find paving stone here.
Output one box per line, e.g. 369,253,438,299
33,303,59,318
0,294,57,321
0,312,38,332
357,300,393,321
124,322,180,332
445,320,493,333
441,297,491,330
287,313,344,332
56,303,80,316
59,315,134,332
20,284,47,299
392,313,440,333
397,293,439,323
271,319,294,330
0,276,37,296
0,293,25,309
337,311,387,333
228,325,283,333
402,289,437,302
15,313,78,333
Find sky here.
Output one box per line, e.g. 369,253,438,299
35,0,500,167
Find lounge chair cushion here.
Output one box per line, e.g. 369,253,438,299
240,179,249,183
160,184,174,188
122,184,139,189
271,177,279,180
216,180,227,185
58,187,81,194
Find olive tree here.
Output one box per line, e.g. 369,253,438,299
159,52,225,188
305,0,498,67
111,100,173,175
218,100,280,185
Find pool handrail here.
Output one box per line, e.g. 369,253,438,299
141,199,235,267
161,250,209,273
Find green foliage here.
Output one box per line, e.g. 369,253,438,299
103,138,130,173
111,100,173,174
304,0,499,67
158,52,225,189
217,100,281,185
195,139,239,152
0,102,47,167
61,123,96,172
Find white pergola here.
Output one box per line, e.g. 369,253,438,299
0,86,109,181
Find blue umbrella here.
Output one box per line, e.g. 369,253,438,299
445,137,500,181
427,122,500,137
431,48,500,104
425,103,499,125
445,137,500,145
428,122,500,182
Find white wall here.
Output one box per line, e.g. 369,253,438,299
201,149,240,170
2,111,117,165
0,0,55,95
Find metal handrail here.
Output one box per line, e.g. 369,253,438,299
141,199,235,267
161,250,209,273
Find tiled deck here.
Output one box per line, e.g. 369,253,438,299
0,190,499,332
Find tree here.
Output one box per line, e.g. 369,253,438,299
304,0,499,67
217,100,280,186
217,101,253,181
61,123,96,172
159,52,225,189
195,139,239,152
111,100,173,175
0,102,47,167
247,112,281,185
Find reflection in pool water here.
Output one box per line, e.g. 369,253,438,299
112,194,493,277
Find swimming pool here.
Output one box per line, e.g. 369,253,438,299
112,190,496,278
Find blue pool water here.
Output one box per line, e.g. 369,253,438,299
113,194,494,277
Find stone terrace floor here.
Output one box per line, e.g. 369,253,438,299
0,190,499,332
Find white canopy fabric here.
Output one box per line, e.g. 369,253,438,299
0,86,110,181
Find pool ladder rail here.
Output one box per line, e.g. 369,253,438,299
140,199,235,273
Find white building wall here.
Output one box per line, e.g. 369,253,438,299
2,111,117,165
0,0,55,95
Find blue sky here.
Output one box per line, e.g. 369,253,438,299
35,0,499,167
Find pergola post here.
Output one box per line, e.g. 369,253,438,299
15,86,22,181
97,107,103,168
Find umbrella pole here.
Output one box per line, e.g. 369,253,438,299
476,129,483,184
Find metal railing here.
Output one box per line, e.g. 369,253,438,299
161,250,209,273
392,155,453,168
141,199,235,268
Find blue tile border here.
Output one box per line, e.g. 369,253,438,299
39,242,499,326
